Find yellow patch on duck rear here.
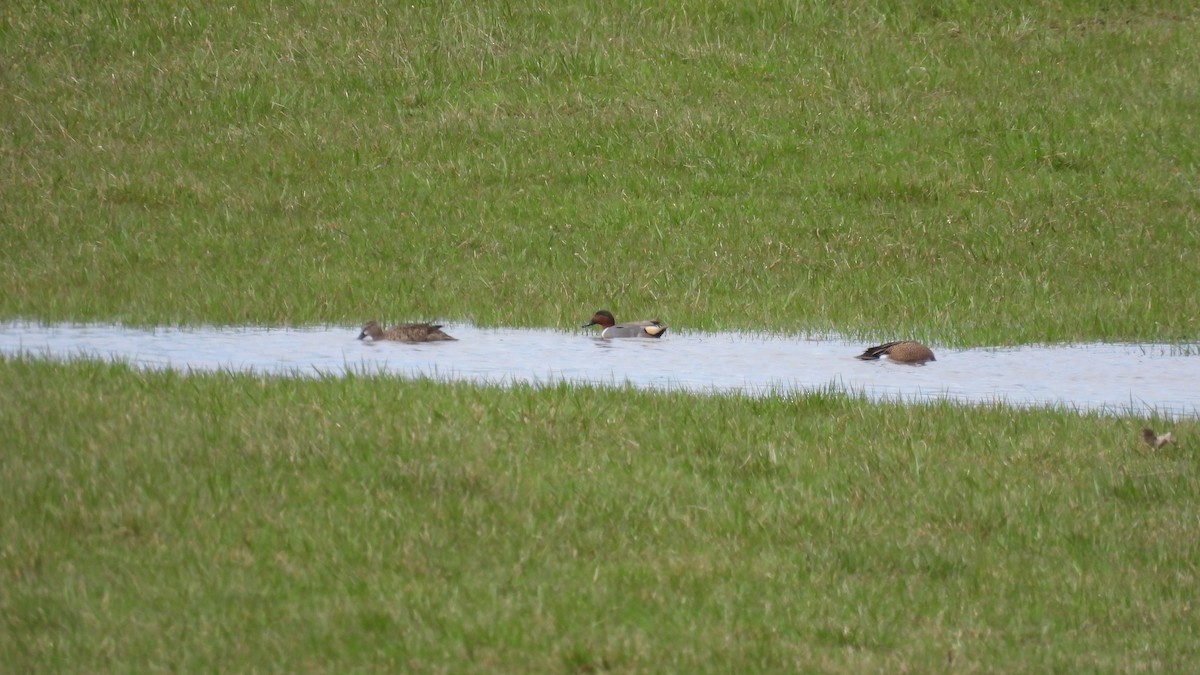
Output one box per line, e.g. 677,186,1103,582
644,325,666,336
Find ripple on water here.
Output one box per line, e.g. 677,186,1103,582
1,321,1197,419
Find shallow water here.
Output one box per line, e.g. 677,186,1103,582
1,321,1197,418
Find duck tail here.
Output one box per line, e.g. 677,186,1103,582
856,341,901,360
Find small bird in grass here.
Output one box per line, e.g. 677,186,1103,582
357,320,456,343
855,340,936,365
1142,427,1175,450
582,309,667,339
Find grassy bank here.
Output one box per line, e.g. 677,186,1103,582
2,357,1197,671
2,1,1199,343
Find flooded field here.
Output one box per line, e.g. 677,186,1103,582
2,321,1197,418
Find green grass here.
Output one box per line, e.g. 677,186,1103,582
2,357,1197,672
2,1,1198,343
3,1,1200,671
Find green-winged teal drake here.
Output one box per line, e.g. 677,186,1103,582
1142,427,1174,450
358,320,456,343
856,340,935,364
583,310,667,339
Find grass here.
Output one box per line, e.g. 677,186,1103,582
2,0,1200,671
2,1,1198,343
2,357,1198,672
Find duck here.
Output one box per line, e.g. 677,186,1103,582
856,340,936,364
1142,427,1174,450
582,310,667,339
357,320,456,343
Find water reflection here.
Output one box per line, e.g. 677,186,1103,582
1,321,1197,418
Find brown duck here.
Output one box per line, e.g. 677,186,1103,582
1142,427,1174,450
856,340,936,364
357,320,456,343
